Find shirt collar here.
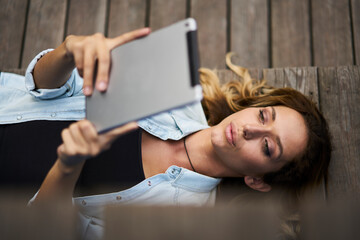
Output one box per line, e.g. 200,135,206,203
166,166,221,192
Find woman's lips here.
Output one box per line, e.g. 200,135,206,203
225,123,235,147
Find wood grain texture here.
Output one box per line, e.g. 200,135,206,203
318,66,360,199
271,0,311,67
231,0,269,68
108,0,146,38
149,0,187,31
21,0,67,67
263,67,319,105
0,0,27,69
351,0,360,65
66,0,107,35
191,0,227,68
312,0,353,66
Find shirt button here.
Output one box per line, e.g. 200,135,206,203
16,115,22,120
81,200,87,206
116,195,122,200
51,113,56,117
148,181,152,186
147,126,152,130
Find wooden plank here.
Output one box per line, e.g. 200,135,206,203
0,199,76,240
191,0,227,68
230,0,269,68
21,0,67,68
107,0,146,38
149,0,187,31
0,0,28,69
0,68,26,76
263,67,319,106
215,68,263,86
66,0,107,36
351,0,360,64
318,66,360,200
105,205,279,240
271,0,311,67
311,0,353,66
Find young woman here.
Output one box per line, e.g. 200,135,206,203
2,28,331,239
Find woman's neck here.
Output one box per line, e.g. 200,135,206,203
141,128,241,178
184,128,234,177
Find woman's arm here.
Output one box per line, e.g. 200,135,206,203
33,28,151,96
33,120,138,205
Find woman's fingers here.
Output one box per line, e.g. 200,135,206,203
107,28,151,49
57,120,137,166
94,38,111,92
97,122,138,151
64,28,151,96
82,47,96,95
103,122,138,142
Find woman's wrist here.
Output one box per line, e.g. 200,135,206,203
56,159,85,176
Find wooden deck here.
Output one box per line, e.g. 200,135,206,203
0,0,359,239
0,0,359,69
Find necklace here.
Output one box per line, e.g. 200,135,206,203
183,136,197,172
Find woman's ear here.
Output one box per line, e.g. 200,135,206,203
244,176,272,192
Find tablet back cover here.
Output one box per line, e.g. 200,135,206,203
86,18,201,132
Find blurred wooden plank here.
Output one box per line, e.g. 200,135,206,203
108,0,146,38
312,0,353,66
271,0,311,67
149,0,187,31
0,0,28,69
0,68,26,75
351,0,360,64
0,199,76,240
230,0,269,68
66,0,107,35
21,0,67,67
191,0,227,68
318,66,360,200
105,205,279,240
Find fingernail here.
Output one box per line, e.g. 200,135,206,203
98,81,107,91
83,86,92,95
142,28,150,34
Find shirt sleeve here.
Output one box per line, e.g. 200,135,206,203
25,49,84,100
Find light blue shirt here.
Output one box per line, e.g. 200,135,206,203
17,50,222,240
0,49,85,124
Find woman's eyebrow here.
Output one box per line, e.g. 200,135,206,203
276,136,283,161
271,106,276,121
271,107,283,161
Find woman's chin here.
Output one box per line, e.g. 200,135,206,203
210,126,227,149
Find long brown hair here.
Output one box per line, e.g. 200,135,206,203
200,53,332,197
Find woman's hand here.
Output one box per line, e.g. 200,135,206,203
64,28,151,96
57,120,138,167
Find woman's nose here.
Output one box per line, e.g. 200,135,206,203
242,124,272,139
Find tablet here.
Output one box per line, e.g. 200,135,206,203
86,18,201,133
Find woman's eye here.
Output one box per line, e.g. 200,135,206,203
259,109,265,124
263,139,271,157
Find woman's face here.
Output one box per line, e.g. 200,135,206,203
211,106,308,177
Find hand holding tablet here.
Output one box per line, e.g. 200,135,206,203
86,18,201,133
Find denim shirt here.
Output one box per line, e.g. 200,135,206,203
20,50,222,240
0,49,85,124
